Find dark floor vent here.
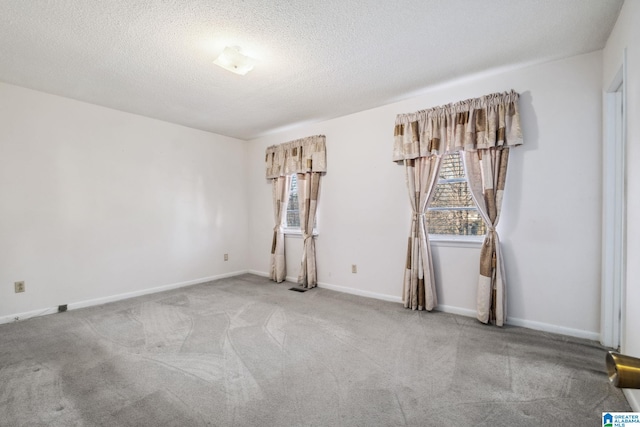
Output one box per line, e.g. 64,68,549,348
58,304,68,312
289,287,308,293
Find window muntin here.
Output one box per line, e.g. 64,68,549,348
427,152,486,236
286,174,300,228
284,174,318,234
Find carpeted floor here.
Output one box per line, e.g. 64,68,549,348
0,274,631,426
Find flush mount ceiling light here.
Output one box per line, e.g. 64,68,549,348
213,46,255,75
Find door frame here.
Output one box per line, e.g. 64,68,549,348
601,49,627,349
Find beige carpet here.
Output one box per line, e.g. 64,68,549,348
0,273,630,426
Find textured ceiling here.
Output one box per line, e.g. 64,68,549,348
0,0,624,140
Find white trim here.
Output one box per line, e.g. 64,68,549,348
601,49,627,349
0,270,249,325
624,390,640,412
506,316,599,341
429,235,484,248
3,269,600,342
283,228,318,237
246,270,297,283
437,305,598,340
248,269,270,278
0,306,60,325
248,270,598,340
316,281,403,303
248,269,402,302
435,304,477,318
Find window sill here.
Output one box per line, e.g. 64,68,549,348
283,228,319,238
429,235,484,248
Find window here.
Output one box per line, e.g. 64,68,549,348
427,152,486,236
284,174,317,234
286,174,300,228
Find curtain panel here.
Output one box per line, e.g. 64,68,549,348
265,135,326,288
393,90,522,161
394,90,522,325
297,171,321,288
270,175,291,282
463,148,510,325
265,135,327,179
403,156,441,310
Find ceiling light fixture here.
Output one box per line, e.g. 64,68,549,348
213,46,255,75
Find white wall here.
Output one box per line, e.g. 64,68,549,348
0,47,608,342
248,51,604,339
0,82,248,321
602,0,640,411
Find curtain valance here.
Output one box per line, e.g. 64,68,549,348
393,90,522,161
265,135,327,179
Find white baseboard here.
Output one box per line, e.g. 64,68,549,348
249,270,600,341
0,306,60,325
0,270,248,325
248,269,269,278
505,316,599,341
316,281,403,303
6,268,599,343
436,305,599,341
248,269,403,303
248,270,301,284
624,390,640,412
435,304,477,318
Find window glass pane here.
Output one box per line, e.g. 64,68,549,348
427,152,486,236
427,209,486,235
430,181,476,209
438,152,465,179
286,174,300,228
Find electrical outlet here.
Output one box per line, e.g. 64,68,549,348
224,253,229,261
14,281,25,293
351,264,357,274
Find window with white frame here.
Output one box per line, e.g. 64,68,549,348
427,152,486,236
285,174,318,234
285,174,300,229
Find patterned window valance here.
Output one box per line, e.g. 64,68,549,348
393,90,523,162
265,135,327,179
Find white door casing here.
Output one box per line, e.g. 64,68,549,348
601,49,627,349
